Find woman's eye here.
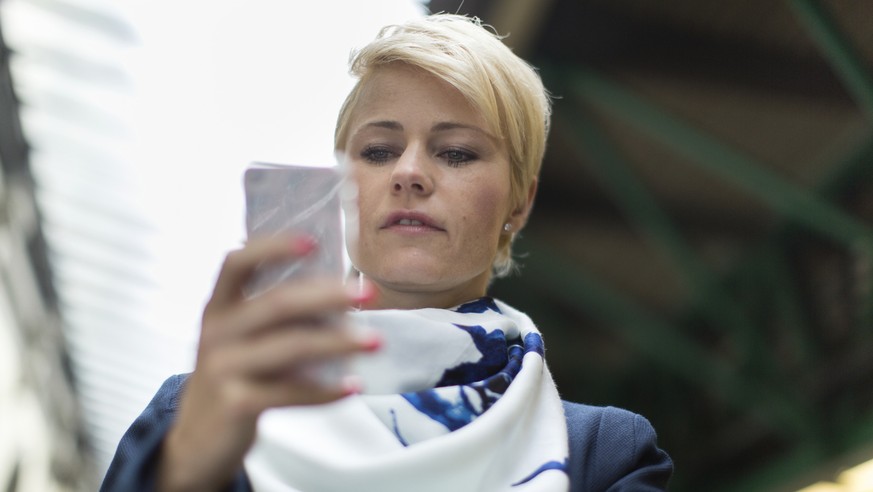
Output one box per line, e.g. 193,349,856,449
361,146,394,164
440,148,476,167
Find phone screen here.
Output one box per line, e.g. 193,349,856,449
243,163,345,297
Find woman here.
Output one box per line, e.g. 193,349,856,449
102,14,672,492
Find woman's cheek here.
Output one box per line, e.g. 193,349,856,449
471,180,511,234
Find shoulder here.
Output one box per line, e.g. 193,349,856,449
562,401,658,449
117,374,189,445
100,374,192,491
562,401,673,491
154,373,189,409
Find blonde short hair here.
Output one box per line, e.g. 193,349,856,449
335,14,551,278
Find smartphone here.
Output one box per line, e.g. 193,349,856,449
243,163,345,297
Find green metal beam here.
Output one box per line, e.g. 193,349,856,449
812,134,873,330
556,107,769,369
518,235,815,438
556,108,707,299
816,129,873,199
765,238,818,364
567,69,873,250
789,0,873,122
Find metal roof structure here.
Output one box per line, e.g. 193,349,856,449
428,0,873,490
0,16,92,490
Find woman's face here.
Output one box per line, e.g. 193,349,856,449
343,64,526,309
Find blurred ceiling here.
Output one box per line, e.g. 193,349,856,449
427,0,873,490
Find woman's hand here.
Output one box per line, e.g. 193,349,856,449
157,235,377,492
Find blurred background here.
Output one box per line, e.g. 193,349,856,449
1,0,872,490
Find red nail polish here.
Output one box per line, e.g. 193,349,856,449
341,375,363,395
361,335,382,352
351,281,377,305
292,236,317,255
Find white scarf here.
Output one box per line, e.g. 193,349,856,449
244,298,570,492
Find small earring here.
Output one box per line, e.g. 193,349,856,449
503,223,512,232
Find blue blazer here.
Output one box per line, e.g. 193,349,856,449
102,375,672,491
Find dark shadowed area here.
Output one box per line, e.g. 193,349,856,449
428,0,873,490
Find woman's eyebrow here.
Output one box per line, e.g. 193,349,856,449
431,121,497,141
360,120,404,131
354,120,496,140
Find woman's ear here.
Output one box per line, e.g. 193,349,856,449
506,178,538,233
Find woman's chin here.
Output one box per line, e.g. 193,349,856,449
363,262,491,303
371,270,448,292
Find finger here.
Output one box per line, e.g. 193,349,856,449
210,235,317,306
216,323,379,378
210,278,362,340
223,375,359,417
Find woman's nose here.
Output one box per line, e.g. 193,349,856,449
391,146,434,195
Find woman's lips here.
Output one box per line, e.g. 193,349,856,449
381,211,444,232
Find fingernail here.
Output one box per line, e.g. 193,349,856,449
291,235,317,255
341,374,363,395
360,334,382,352
349,279,377,305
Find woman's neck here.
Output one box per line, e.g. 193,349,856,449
359,277,488,311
